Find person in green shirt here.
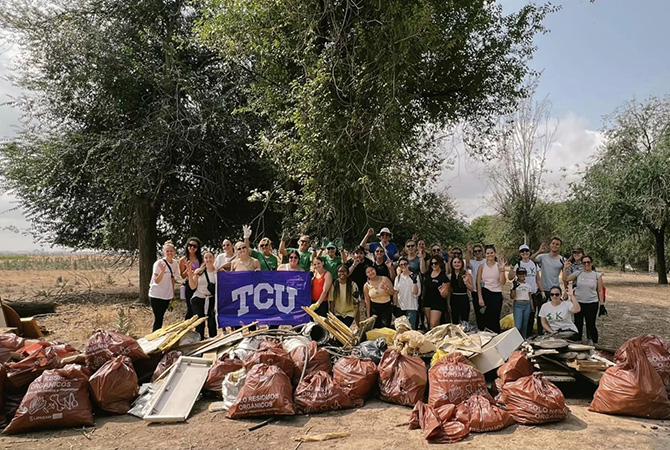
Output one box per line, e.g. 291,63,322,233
279,234,313,272
318,242,347,279
246,237,278,271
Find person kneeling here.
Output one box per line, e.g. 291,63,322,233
538,285,581,340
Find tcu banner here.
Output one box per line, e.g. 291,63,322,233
217,271,312,327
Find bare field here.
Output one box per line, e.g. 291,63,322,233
0,260,669,449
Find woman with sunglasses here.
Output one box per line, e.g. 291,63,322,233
394,257,421,329
241,225,278,270
476,245,507,333
149,240,180,331
214,239,235,271
310,257,333,317
539,285,581,338
318,242,345,279
279,234,313,271
186,250,218,339
423,255,449,329
231,241,261,271
278,250,303,271
364,266,397,328
329,264,359,326
449,257,473,326
466,243,486,330
564,255,604,344
372,246,396,281
179,237,203,320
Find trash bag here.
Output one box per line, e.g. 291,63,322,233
0,365,5,409
294,370,354,414
591,339,670,419
151,351,183,382
222,368,246,412
499,373,570,424
497,351,534,384
227,364,294,419
500,314,514,331
352,338,387,365
0,333,24,351
378,349,427,407
85,329,148,372
366,328,396,345
6,345,61,392
3,365,94,434
178,330,201,347
89,355,139,414
16,341,51,357
50,343,80,359
128,383,158,419
289,341,332,384
332,356,378,407
454,395,515,432
204,356,244,394
615,335,670,395
408,401,470,444
428,353,493,406
243,346,295,380
231,335,265,361
258,339,283,350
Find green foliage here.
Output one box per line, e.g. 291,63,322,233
198,0,556,243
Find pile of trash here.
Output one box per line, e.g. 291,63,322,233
0,311,669,442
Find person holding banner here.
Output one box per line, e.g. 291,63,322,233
364,266,397,329
277,250,304,271
329,264,360,326
148,241,180,331
279,234,313,272
186,250,218,339
231,241,260,271
310,257,333,317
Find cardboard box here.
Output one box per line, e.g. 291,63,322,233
469,328,524,374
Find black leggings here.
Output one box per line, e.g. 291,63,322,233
184,283,196,320
191,295,217,339
450,293,470,324
528,292,546,336
150,297,170,332
371,301,393,329
481,288,503,333
336,315,355,327
574,302,599,343
312,301,329,318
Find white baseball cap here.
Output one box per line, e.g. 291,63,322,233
519,244,530,251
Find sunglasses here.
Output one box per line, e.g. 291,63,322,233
223,243,231,247
432,248,441,252
474,249,482,253
572,250,582,254
452,252,462,256
236,246,246,251
375,250,384,253
431,261,439,266
260,243,269,248
550,293,561,297
187,243,198,248
406,244,415,248
583,260,592,264
399,262,408,266
288,256,299,260
520,249,530,253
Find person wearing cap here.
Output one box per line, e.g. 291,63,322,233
279,233,313,272
347,245,373,295
510,266,533,338
318,242,345,279
508,244,542,335
360,227,399,261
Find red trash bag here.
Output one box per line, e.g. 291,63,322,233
3,365,94,434
454,394,515,432
85,329,148,372
290,341,332,384
89,356,139,414
294,370,354,414
227,364,295,419
378,349,427,407
591,339,670,419
51,343,80,359
6,345,61,392
428,353,493,406
203,356,244,394
499,373,570,424
409,401,470,444
243,347,295,380
0,365,5,409
258,339,283,350
151,350,183,382
0,333,24,351
332,356,378,407
615,335,670,396
497,351,534,384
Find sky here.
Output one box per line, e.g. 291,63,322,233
1,0,670,250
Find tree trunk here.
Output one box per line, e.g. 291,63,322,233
135,195,159,304
4,301,56,317
653,226,668,285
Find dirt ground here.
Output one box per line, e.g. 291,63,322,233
0,263,669,449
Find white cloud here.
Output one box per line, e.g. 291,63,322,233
441,113,604,221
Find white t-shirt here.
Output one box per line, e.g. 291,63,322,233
469,259,486,292
513,281,532,301
513,260,539,293
148,259,180,300
539,301,578,332
194,269,218,298
214,253,234,270
394,273,420,311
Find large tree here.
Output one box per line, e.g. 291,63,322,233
198,0,557,243
573,97,670,284
0,0,276,302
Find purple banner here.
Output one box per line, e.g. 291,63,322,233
216,271,311,327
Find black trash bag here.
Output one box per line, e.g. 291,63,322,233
352,338,387,365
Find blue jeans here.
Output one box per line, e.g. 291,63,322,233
403,310,419,330
513,301,531,339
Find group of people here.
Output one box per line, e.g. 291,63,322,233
147,227,606,345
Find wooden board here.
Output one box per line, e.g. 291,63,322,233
20,318,43,338
143,356,212,423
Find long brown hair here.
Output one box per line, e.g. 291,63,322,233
332,264,354,308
